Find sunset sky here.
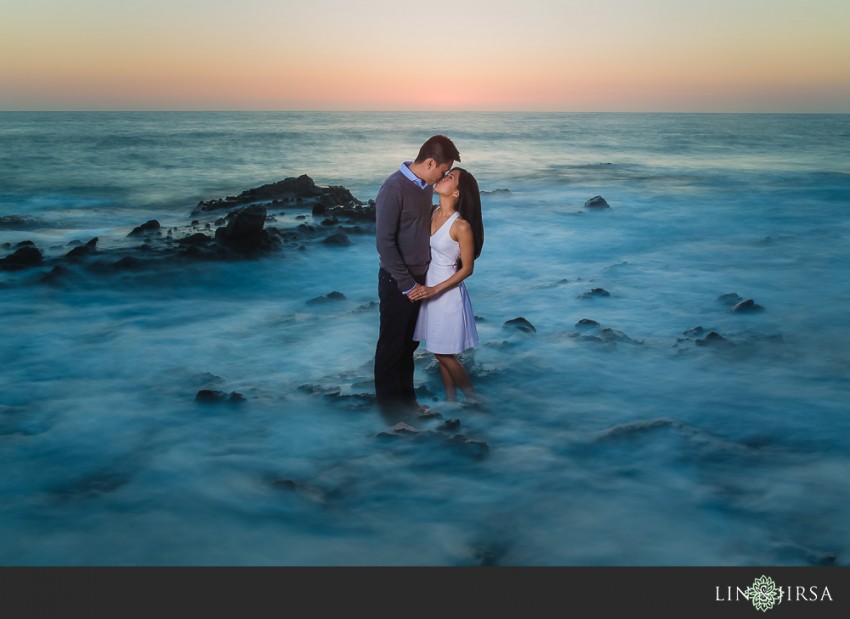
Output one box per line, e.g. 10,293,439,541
2,0,849,112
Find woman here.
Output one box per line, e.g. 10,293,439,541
408,167,484,402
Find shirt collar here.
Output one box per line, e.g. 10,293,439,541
400,162,429,190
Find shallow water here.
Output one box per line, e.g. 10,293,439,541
1,112,849,565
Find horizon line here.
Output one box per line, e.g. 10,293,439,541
1,109,849,115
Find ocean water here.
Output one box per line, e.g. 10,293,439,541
1,112,849,566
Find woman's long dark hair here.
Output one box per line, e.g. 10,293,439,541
454,168,483,267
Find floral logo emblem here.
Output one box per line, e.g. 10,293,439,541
745,575,782,612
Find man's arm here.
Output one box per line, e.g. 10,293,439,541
375,183,417,293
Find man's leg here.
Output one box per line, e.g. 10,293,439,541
374,268,418,407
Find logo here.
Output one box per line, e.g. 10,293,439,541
744,575,782,612
716,574,833,612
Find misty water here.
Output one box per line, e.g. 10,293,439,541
1,112,849,565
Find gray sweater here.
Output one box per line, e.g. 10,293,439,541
375,169,434,292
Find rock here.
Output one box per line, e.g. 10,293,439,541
584,195,610,209
192,174,361,215
717,292,744,306
437,419,461,431
576,318,600,329
41,265,69,285
214,205,274,253
113,256,143,270
322,231,351,246
65,238,98,260
731,299,764,313
579,288,610,299
306,291,346,305
0,245,43,270
195,390,245,403
128,220,161,237
599,327,643,345
390,422,421,434
503,317,536,333
695,332,731,347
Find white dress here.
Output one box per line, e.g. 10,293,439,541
413,211,479,354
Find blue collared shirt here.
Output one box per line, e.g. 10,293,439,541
399,161,429,190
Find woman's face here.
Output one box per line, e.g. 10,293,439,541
434,168,460,197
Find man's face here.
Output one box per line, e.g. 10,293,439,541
422,160,452,185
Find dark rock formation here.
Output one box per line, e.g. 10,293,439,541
65,238,98,260
1,175,374,285
695,331,732,347
0,245,43,270
503,317,536,334
128,220,161,237
579,288,610,299
717,292,744,306
193,174,360,216
306,291,346,305
584,195,610,209
576,318,600,329
213,204,277,254
731,299,764,313
195,390,246,403
322,231,351,246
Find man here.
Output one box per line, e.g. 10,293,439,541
374,135,461,414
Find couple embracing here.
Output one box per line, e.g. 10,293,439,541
374,135,484,416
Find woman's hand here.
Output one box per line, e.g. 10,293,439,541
408,285,438,302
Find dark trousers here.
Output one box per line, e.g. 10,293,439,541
374,268,424,410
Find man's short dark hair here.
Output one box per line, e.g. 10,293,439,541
414,135,460,165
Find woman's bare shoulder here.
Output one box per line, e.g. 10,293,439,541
450,217,472,239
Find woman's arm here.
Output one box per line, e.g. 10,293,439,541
407,219,475,301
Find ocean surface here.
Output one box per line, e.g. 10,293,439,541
1,112,849,566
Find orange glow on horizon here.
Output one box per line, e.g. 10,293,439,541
2,0,848,112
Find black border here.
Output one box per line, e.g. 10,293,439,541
2,566,848,618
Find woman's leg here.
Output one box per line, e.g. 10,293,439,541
438,361,457,401
435,353,474,400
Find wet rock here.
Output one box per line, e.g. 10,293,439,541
503,317,536,334
576,318,600,329
128,220,161,237
731,299,764,313
682,326,708,338
41,265,69,285
717,292,744,306
195,389,246,403
322,231,351,246
176,232,211,246
445,433,490,459
0,245,43,270
596,418,682,441
695,331,732,347
113,256,144,270
599,327,643,345
66,238,98,260
584,195,610,209
437,419,461,432
214,204,273,253
192,174,360,215
579,287,610,299
297,384,341,396
570,320,641,345
306,291,346,305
